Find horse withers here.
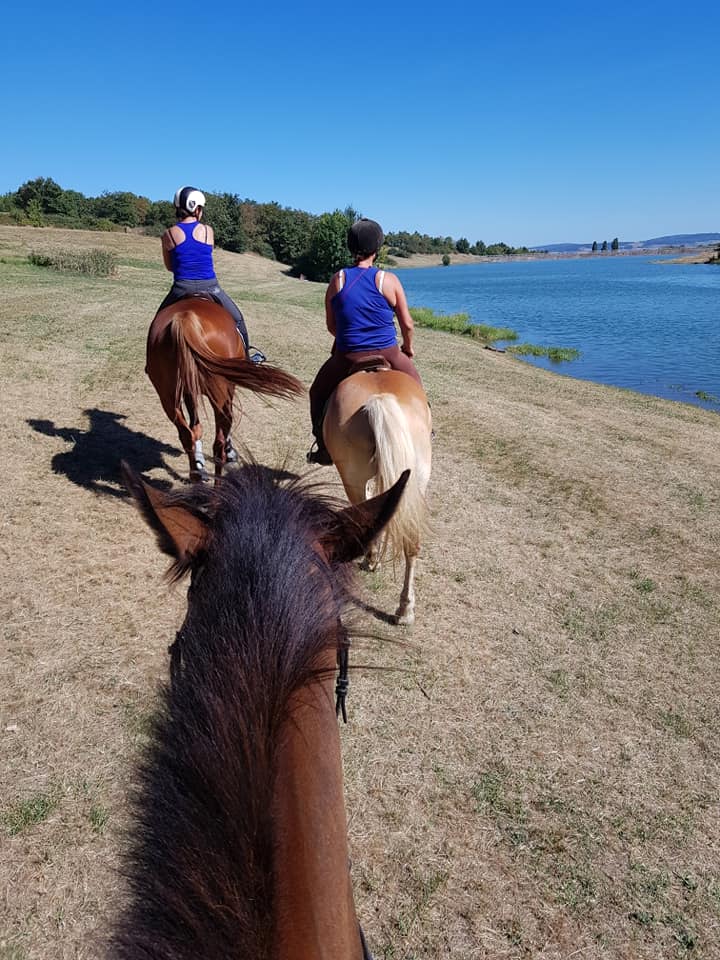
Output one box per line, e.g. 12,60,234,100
322,367,432,625
146,297,304,481
114,460,408,959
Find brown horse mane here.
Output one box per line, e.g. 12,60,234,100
111,464,359,959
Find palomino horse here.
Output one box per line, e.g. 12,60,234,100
114,460,409,960
146,298,304,481
323,367,432,625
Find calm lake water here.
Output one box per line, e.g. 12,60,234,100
397,255,720,411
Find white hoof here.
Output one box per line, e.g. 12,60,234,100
395,608,415,626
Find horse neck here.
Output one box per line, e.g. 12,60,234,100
271,647,363,960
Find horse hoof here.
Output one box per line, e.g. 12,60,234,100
395,609,415,626
190,463,210,483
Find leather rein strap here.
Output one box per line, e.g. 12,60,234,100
335,621,351,724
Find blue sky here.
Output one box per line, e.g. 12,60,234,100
2,1,718,246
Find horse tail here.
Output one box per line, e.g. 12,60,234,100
170,311,304,417
364,394,429,563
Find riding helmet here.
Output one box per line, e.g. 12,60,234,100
174,186,206,215
347,218,384,256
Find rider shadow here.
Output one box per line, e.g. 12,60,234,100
28,408,183,499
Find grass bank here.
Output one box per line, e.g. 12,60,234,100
411,306,580,362
1,225,719,960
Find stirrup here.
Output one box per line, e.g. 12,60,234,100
248,347,266,364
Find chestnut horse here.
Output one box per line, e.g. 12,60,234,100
113,460,408,960
322,368,432,625
146,298,304,481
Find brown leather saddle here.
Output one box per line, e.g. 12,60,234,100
346,355,392,376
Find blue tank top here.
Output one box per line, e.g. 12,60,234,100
333,267,396,352
171,222,217,281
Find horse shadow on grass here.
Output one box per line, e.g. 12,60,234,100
28,408,184,499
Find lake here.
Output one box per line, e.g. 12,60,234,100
397,255,720,411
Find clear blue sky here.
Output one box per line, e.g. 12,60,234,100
2,1,718,246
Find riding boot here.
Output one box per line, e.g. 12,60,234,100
306,425,332,465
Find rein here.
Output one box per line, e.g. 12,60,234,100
335,622,351,724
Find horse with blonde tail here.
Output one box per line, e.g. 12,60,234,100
323,366,432,625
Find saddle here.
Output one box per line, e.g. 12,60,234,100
184,292,221,305
346,355,392,376
314,356,394,454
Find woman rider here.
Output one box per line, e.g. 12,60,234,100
307,217,425,464
155,186,256,356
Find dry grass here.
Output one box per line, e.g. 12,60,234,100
1,225,719,959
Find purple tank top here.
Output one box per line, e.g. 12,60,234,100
333,267,396,352
171,222,217,281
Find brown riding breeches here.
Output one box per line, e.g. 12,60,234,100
309,345,424,438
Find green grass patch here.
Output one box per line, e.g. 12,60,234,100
28,248,118,277
2,788,61,835
629,569,657,594
89,802,110,834
410,306,517,342
507,343,581,363
410,307,579,361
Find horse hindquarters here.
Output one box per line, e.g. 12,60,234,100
326,374,431,624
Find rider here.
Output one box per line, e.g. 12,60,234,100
156,186,258,357
307,217,425,464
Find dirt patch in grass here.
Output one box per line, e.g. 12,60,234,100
1,225,719,959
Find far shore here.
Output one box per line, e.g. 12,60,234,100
390,246,716,269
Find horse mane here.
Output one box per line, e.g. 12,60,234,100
111,464,356,959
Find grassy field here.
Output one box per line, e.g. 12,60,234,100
1,225,719,960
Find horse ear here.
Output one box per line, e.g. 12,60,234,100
121,462,208,563
322,469,410,565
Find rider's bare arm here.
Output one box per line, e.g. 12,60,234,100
161,230,175,271
324,272,342,337
382,274,415,357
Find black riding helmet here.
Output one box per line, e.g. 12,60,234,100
347,218,384,257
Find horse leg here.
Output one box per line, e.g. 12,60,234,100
211,398,234,483
223,385,238,464
396,545,418,626
182,392,208,482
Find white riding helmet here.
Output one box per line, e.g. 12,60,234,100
174,186,206,214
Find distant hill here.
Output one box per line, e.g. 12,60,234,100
532,233,720,253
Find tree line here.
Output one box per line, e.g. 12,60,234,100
0,177,530,281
